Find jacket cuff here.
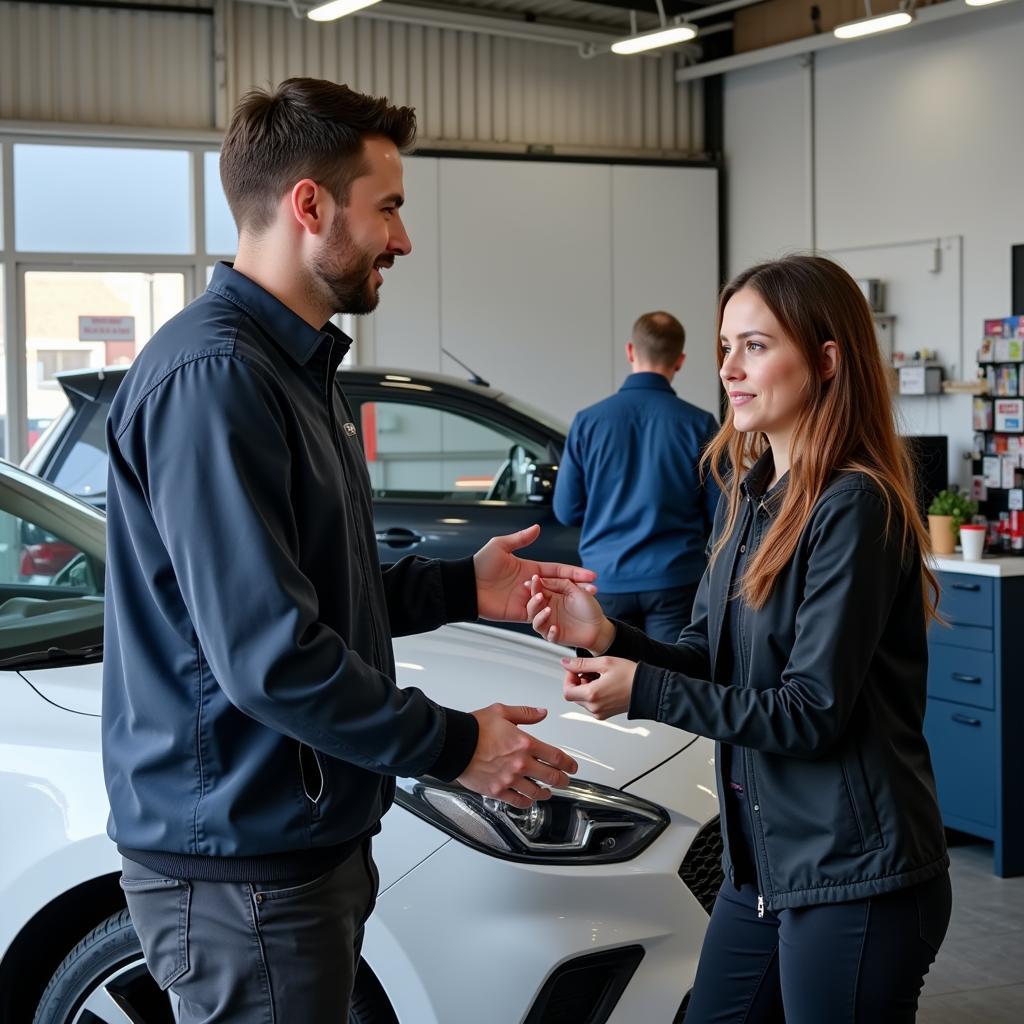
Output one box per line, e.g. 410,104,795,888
428,707,480,781
439,556,479,623
628,663,665,722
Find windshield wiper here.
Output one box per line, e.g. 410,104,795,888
0,642,104,670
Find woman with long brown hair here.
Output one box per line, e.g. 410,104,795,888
527,254,952,1022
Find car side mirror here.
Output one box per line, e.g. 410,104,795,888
526,463,558,505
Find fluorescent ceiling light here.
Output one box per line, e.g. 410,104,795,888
611,24,698,55
965,0,1008,5
307,0,382,22
834,11,914,39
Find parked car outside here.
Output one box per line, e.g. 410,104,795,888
22,365,580,569
0,459,723,1024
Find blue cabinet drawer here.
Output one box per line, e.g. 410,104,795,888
936,573,994,628
928,621,993,652
924,698,995,829
928,645,995,710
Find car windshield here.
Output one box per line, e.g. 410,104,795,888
0,464,105,666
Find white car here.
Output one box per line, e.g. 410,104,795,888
0,460,722,1024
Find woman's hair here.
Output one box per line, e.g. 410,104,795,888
701,254,939,620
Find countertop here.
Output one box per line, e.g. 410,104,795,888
930,553,1024,577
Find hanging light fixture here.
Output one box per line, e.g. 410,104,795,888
834,1,914,40
612,3,698,56
307,0,382,22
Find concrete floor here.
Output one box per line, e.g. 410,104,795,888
919,840,1024,1023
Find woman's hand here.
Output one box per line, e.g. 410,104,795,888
526,576,615,653
560,656,638,720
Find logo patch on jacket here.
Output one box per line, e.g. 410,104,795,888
343,422,357,438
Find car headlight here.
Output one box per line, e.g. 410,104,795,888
395,777,668,864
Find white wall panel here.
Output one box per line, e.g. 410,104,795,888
611,164,720,416
723,2,1024,488
438,158,614,418
360,155,442,371
0,2,214,128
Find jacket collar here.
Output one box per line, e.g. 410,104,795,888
206,261,352,368
618,372,676,394
740,447,789,519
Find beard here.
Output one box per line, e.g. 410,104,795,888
310,211,382,316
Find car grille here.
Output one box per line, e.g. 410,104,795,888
524,946,644,1024
678,816,724,915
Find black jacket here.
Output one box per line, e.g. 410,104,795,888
104,263,479,882
615,452,948,910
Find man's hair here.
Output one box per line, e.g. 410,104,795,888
220,77,417,236
631,311,686,367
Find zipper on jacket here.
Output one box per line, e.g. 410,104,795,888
743,747,772,917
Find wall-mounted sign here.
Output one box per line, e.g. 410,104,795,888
79,315,135,342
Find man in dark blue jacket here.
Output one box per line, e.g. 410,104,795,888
103,78,590,1022
554,312,719,642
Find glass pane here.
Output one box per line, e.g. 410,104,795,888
24,270,186,447
0,503,103,659
15,144,191,253
204,151,238,256
51,401,108,503
362,401,540,504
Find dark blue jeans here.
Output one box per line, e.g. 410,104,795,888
684,871,952,1023
597,582,700,644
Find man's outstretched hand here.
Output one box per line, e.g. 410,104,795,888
457,704,578,809
474,524,596,622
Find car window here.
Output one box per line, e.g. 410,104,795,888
0,499,104,661
51,400,110,502
360,401,542,504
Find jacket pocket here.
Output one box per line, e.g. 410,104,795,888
841,747,884,853
119,874,191,990
298,742,326,820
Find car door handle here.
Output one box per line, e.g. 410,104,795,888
375,527,424,548
951,673,981,684
950,582,981,592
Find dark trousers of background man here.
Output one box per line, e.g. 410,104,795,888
597,582,700,644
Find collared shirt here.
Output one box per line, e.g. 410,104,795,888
553,372,720,593
102,262,478,882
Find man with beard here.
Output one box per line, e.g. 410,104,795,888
102,78,591,1023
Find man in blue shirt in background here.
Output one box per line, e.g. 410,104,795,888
554,312,719,642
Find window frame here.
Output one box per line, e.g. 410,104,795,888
0,126,236,461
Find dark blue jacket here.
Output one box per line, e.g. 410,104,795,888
102,263,479,882
553,373,719,593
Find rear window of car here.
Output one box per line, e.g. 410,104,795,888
52,400,110,503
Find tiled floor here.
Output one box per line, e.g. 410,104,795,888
919,840,1024,1023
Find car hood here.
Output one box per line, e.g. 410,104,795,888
21,624,695,789
393,624,696,788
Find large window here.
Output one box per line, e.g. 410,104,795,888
14,144,192,254
1,134,238,461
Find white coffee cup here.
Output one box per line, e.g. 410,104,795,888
960,524,986,561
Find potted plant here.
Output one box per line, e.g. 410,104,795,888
927,488,978,555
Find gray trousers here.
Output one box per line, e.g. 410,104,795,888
120,841,379,1023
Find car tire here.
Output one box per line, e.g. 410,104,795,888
33,909,398,1024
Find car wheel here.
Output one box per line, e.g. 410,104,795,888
33,909,397,1023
